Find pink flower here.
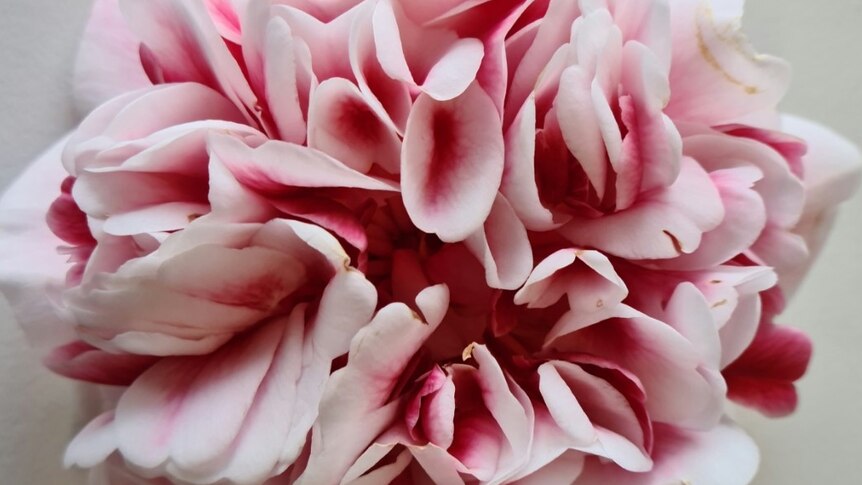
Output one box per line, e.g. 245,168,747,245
0,0,860,484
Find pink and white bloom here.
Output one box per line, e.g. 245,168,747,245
0,0,860,484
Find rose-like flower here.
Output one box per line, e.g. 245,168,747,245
0,0,860,484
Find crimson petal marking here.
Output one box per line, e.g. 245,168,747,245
724,322,812,417
298,285,450,485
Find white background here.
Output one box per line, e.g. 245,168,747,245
1,1,860,483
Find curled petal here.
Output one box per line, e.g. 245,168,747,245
465,195,533,290
665,0,790,125
561,157,724,260
577,420,759,485
299,285,450,485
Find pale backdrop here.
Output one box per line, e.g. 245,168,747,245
0,1,860,483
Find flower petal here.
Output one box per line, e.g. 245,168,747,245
402,83,504,242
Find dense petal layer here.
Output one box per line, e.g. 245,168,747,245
401,83,505,242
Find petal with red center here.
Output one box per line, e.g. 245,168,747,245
665,0,790,125
402,83,504,242
308,78,401,174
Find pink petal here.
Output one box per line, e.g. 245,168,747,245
551,305,721,428
349,1,413,134
462,345,534,481
74,0,151,113
44,341,156,386
240,9,312,144
372,0,484,101
299,285,450,485
665,0,790,125
119,0,259,123
658,166,767,270
724,322,812,417
307,78,401,174
617,42,682,202
0,136,78,351
401,83,504,242
501,96,563,231
465,195,533,290
209,133,398,194
505,0,582,124
555,66,610,200
561,157,724,259
577,420,759,485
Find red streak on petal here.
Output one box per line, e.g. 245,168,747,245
723,323,812,417
338,97,386,146
423,108,460,208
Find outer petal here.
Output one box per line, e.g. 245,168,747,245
402,83,504,242
723,322,812,417
576,420,759,485
74,0,151,113
67,270,376,484
465,195,533,290
307,78,401,174
665,0,790,125
0,136,77,350
66,220,349,356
